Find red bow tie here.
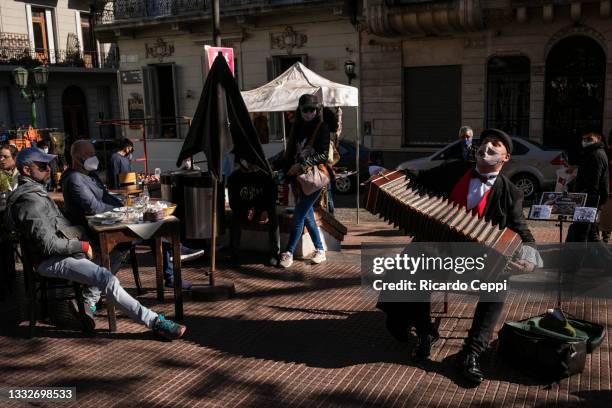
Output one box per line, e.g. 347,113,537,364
471,169,495,184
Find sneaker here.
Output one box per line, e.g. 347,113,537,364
279,252,293,268
152,314,186,340
68,300,96,332
165,278,193,290
170,247,205,263
311,249,326,264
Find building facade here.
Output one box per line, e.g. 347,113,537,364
362,0,612,164
0,0,119,140
93,0,361,171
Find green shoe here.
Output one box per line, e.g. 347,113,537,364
152,314,186,340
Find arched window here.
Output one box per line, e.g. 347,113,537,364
486,56,531,137
544,35,605,159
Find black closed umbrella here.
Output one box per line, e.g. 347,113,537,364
177,54,271,178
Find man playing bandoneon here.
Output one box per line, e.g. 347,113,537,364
378,129,541,384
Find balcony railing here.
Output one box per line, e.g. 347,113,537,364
0,47,118,69
94,0,319,25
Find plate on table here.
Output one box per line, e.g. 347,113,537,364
92,212,124,225
113,207,135,213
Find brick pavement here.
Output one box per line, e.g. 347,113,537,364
0,220,610,407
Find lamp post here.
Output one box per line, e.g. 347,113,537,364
12,66,49,128
344,60,356,85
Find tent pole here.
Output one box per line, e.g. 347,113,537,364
281,112,286,151
356,107,360,225
210,0,221,278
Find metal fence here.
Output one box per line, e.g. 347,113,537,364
94,0,316,24
0,47,118,69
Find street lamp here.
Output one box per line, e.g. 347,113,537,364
12,66,49,128
344,60,356,85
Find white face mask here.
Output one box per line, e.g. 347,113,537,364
476,143,504,167
83,155,99,171
301,110,317,122
582,140,596,148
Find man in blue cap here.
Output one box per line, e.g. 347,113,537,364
4,147,186,340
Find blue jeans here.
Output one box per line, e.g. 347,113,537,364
285,189,324,254
38,256,158,328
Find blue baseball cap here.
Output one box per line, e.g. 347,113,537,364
16,147,57,170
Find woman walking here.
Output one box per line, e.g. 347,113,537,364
278,94,331,268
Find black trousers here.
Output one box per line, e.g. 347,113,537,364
377,298,505,356
230,206,281,258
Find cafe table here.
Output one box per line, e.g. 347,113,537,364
87,215,183,332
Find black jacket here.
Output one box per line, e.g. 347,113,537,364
574,142,609,207
279,115,330,172
61,169,122,228
413,160,535,243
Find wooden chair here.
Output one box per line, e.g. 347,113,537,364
19,240,114,337
118,172,138,190
117,171,145,294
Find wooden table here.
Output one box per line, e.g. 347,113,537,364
109,187,143,196
87,215,183,331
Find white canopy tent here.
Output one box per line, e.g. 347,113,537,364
241,62,362,223
241,62,358,111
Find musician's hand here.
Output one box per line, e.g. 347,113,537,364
287,164,302,176
508,259,535,274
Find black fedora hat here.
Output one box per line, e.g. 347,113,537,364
480,128,513,154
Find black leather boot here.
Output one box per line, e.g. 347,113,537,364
457,352,484,384
413,330,440,361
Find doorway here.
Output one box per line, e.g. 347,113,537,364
544,36,605,162
143,64,179,138
62,86,89,139
269,54,308,140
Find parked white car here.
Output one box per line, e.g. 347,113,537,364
396,137,567,201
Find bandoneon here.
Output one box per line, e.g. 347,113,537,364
364,170,523,260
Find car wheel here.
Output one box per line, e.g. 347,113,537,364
334,175,353,194
511,173,539,201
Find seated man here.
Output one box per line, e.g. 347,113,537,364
61,140,193,300
378,129,540,384
228,158,280,265
5,147,185,339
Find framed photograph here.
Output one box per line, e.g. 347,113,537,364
529,205,553,220
572,207,598,223
539,192,588,217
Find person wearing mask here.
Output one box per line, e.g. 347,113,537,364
108,138,134,189
0,144,19,192
277,94,330,268
567,132,609,243
458,125,475,161
6,147,186,339
62,140,193,307
378,129,540,384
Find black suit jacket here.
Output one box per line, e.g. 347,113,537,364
412,160,535,243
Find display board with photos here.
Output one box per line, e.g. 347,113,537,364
529,192,589,221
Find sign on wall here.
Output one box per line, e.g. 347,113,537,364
120,70,142,84
127,93,145,129
204,46,235,75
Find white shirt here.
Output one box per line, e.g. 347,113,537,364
466,170,499,210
